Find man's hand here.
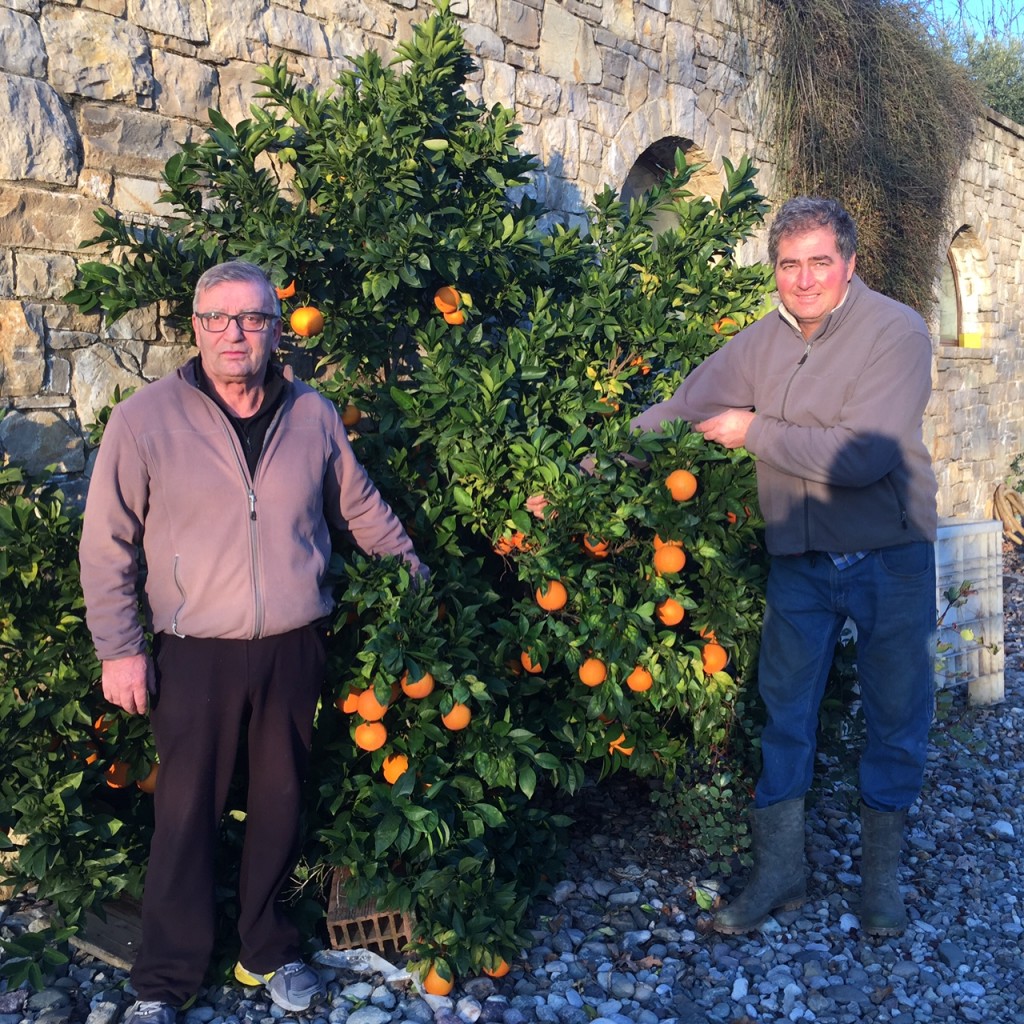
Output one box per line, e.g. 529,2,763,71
102,653,154,715
694,409,755,450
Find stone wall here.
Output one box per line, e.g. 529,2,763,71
0,0,1021,524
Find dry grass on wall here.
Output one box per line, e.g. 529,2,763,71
763,0,980,312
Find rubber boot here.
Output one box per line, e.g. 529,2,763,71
859,803,909,936
712,797,807,934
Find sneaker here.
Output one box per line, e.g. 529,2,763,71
123,1002,177,1024
233,960,324,1012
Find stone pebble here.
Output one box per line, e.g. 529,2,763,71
6,544,1024,1024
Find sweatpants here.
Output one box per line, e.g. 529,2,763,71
130,627,325,1005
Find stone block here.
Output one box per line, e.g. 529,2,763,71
265,6,330,59
538,4,601,85
516,70,561,114
0,8,46,77
14,253,78,300
128,0,207,41
499,0,540,48
152,49,219,120
0,300,45,397
0,73,80,186
42,7,154,103
0,409,84,475
463,23,504,61
0,187,105,254
71,343,147,433
80,103,185,179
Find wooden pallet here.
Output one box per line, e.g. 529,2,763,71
69,896,143,970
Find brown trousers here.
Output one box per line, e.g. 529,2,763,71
131,627,325,1004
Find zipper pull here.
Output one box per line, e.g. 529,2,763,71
796,343,811,366
249,491,257,520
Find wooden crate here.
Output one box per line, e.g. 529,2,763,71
69,896,144,970
326,869,413,959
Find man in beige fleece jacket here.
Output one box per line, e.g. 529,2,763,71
80,260,426,1024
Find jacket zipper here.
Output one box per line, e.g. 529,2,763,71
780,337,814,548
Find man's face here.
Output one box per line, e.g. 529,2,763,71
191,279,282,390
774,226,856,339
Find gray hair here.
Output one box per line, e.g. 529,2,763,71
767,197,858,264
193,260,281,316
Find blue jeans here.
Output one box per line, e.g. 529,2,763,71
755,542,936,812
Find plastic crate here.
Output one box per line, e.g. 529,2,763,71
327,869,414,958
935,517,1004,704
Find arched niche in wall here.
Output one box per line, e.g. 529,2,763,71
620,136,722,235
940,224,994,349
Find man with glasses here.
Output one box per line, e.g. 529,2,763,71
80,260,427,1024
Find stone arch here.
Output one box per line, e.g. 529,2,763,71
942,224,997,348
603,89,729,208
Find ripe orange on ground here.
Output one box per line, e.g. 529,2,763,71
483,958,511,978
423,963,454,996
702,642,729,674
583,535,609,557
105,761,131,789
341,404,362,427
401,671,435,699
535,580,568,611
356,688,390,721
656,598,685,626
443,309,466,325
520,651,543,674
382,753,409,784
441,703,472,730
578,657,607,687
665,469,698,501
653,545,686,575
433,286,461,313
275,280,296,299
137,762,159,794
290,306,325,337
626,666,653,692
354,721,387,751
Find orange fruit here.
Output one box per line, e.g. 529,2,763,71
423,962,454,996
382,753,409,784
342,404,362,427
608,732,635,756
401,671,435,699
583,535,609,557
275,279,296,299
290,306,325,337
665,469,698,501
84,742,99,765
356,687,390,722
698,626,718,642
137,762,159,794
712,316,737,333
93,714,113,736
494,531,527,555
578,657,607,687
337,689,363,714
444,309,466,326
653,534,683,550
354,721,387,751
520,651,543,675
433,286,461,314
441,703,472,730
653,545,686,575
105,761,131,789
596,397,620,415
535,580,568,611
656,598,685,626
702,642,729,674
483,958,510,978
626,666,653,692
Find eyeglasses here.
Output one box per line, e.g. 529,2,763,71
195,311,278,332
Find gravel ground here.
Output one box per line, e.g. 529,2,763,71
4,545,1024,1024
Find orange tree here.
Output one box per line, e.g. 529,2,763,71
30,1,776,981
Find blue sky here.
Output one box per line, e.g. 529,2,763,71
931,0,1022,35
